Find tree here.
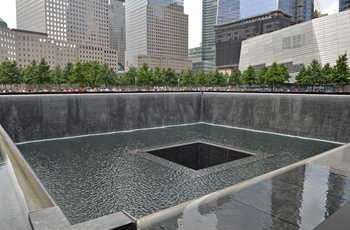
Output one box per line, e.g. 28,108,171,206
295,65,307,91
210,70,226,87
195,70,207,87
97,63,117,88
257,66,268,86
23,60,39,90
137,63,152,86
38,58,51,87
321,63,332,91
71,62,87,87
308,59,323,89
85,61,101,87
241,65,257,89
152,67,163,87
0,61,22,89
163,68,177,87
229,69,241,89
51,65,64,88
205,71,214,87
279,64,291,84
120,66,137,86
332,53,350,92
180,68,195,87
63,62,74,86
263,63,290,90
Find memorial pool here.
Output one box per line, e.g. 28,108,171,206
17,123,340,224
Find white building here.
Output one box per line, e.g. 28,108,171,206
239,11,350,82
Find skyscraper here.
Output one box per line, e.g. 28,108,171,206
16,0,119,70
217,0,240,25
339,0,350,12
217,0,313,23
17,0,109,46
201,0,219,72
110,0,126,71
199,0,314,73
125,0,191,72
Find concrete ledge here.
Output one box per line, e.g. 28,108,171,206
0,125,54,212
314,201,350,230
29,207,136,230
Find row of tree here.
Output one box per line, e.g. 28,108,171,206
125,54,350,89
296,54,350,89
0,54,349,90
0,59,117,89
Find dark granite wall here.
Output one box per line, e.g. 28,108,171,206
0,93,202,143
0,92,349,143
202,93,350,143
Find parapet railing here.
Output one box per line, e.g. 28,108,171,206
0,125,54,212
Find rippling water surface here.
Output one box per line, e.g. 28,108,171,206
17,124,340,224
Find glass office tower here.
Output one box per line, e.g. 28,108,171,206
216,0,313,24
217,0,240,25
110,0,126,70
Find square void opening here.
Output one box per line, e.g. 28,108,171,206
146,142,253,170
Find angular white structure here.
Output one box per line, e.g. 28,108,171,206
239,11,350,82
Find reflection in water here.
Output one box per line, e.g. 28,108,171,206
155,158,350,230
17,124,340,224
0,154,4,167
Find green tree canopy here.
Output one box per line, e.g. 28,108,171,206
23,60,39,88
137,63,152,86
210,70,226,87
0,61,22,88
97,63,117,88
229,69,241,87
63,62,74,86
120,66,137,86
180,68,195,87
332,53,350,87
308,59,323,86
241,65,257,88
38,58,51,86
51,65,64,87
257,66,268,85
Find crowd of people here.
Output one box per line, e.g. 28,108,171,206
1,86,235,93
0,85,344,93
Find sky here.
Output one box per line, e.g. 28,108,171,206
0,0,339,48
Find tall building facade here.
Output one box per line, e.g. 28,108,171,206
216,11,294,73
200,0,314,73
217,0,313,23
110,0,126,71
16,0,119,71
339,0,350,12
0,23,79,69
201,0,219,72
239,11,350,82
125,0,191,73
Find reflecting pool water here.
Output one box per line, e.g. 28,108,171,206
17,124,340,224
